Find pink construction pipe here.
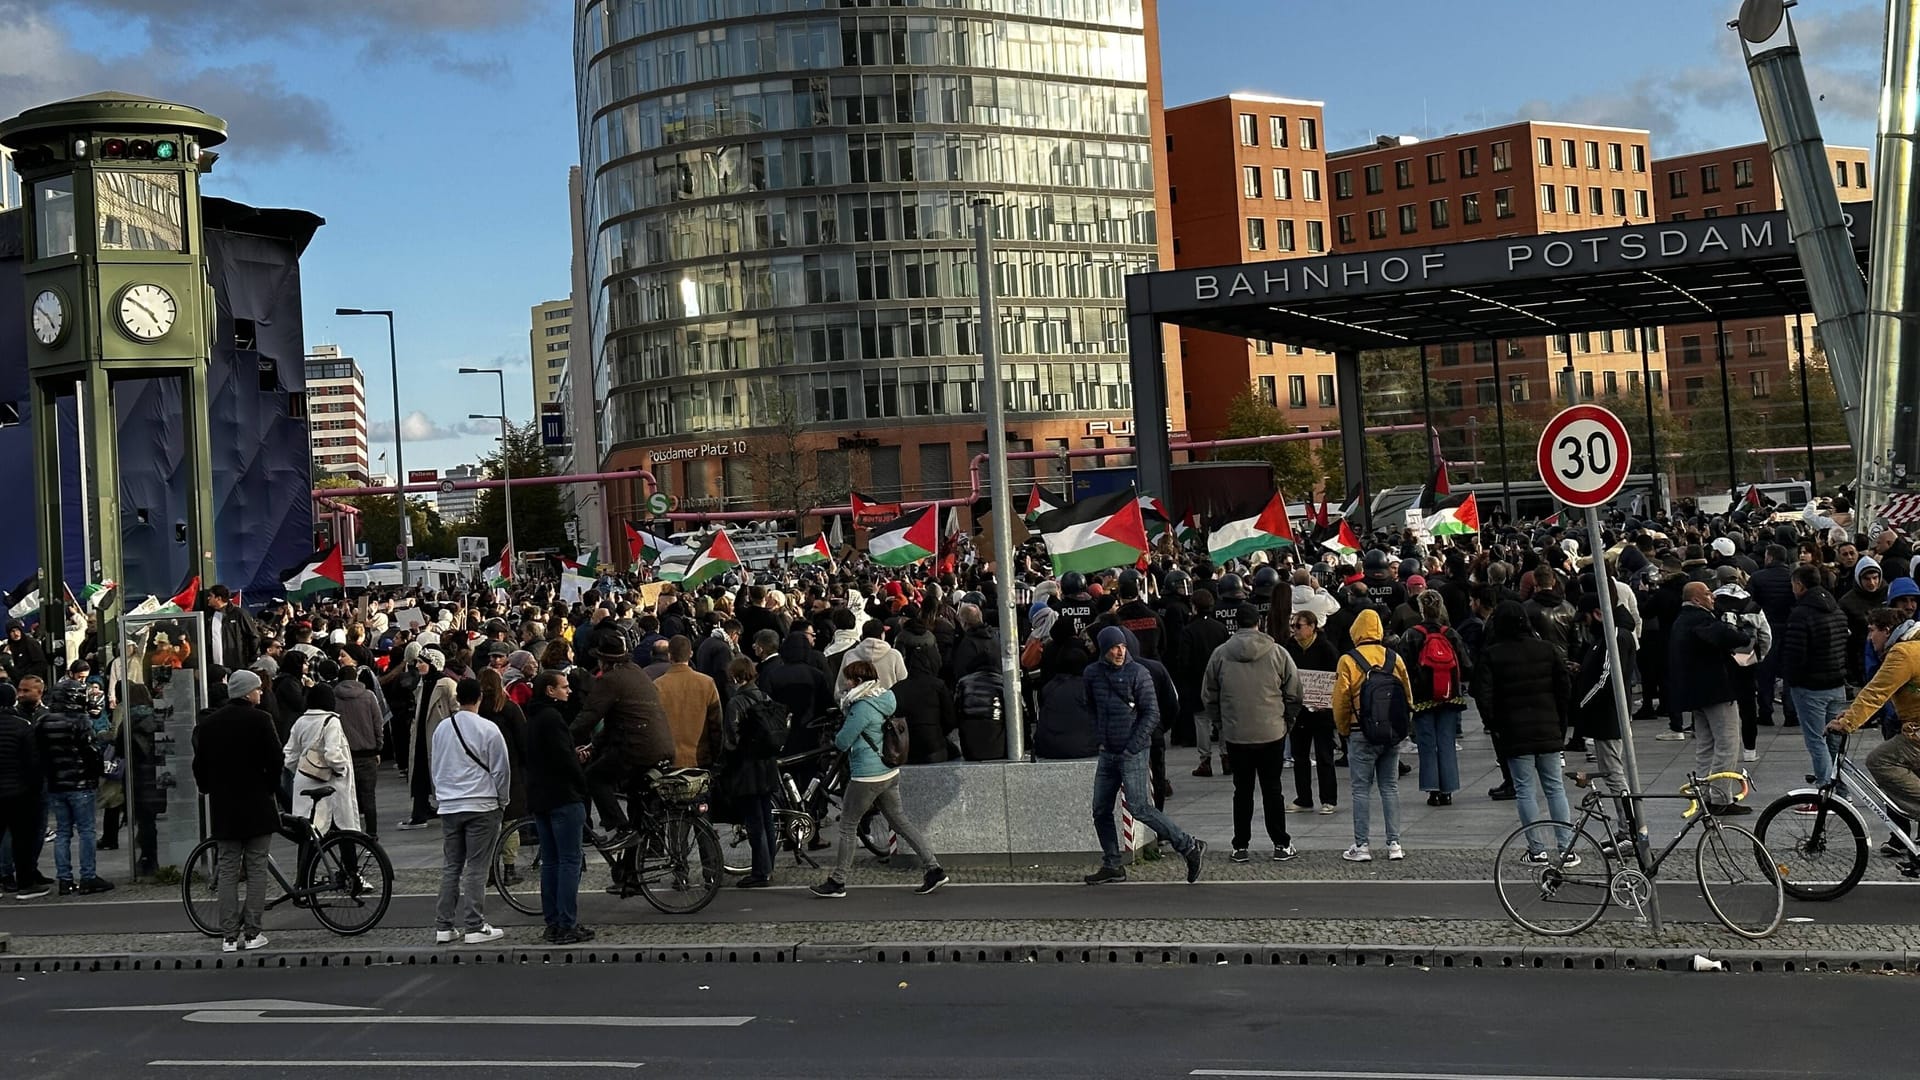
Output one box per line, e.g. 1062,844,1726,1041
312,468,656,499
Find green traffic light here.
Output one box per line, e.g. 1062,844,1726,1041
155,140,177,160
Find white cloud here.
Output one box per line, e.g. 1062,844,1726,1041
368,411,499,442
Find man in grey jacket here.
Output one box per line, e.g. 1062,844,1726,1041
430,678,511,945
1203,606,1305,862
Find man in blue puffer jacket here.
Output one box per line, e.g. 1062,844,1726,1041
1083,626,1205,885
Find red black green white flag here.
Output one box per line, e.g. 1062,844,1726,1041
867,505,939,567
681,530,740,587
1207,490,1296,562
280,545,343,601
794,533,833,565
1033,487,1150,577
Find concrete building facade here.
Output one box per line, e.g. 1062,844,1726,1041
531,298,573,407
436,463,483,523
305,344,370,481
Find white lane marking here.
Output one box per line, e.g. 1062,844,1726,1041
149,1062,644,1070
179,1011,751,1027
1191,1072,1732,1080
64,999,373,1013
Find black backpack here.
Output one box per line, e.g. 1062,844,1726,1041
1347,649,1411,747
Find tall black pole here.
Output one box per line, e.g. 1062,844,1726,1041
1419,344,1436,479
1640,327,1661,514
1716,318,1737,496
1795,313,1818,485
1491,339,1511,523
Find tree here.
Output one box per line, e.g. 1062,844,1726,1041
470,421,569,555
744,386,826,531
1213,390,1321,496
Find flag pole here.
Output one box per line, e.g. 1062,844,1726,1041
975,198,1025,761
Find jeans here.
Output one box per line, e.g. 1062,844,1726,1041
738,792,776,881
1866,735,1920,822
435,809,502,932
1346,738,1402,847
216,834,271,941
584,756,635,831
1590,738,1628,800
1412,707,1462,793
1290,713,1337,807
1092,749,1194,868
832,775,939,884
1689,701,1742,804
0,793,46,885
1756,623,1784,724
1225,738,1290,850
1195,703,1217,765
1508,752,1572,855
1790,686,1848,786
532,801,586,933
47,789,97,883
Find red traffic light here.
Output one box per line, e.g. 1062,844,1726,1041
127,139,153,158
101,138,127,158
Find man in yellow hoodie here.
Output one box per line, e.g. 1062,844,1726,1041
1332,609,1415,862
1828,619,1920,827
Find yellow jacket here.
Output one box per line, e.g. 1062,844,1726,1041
1333,609,1415,738
1836,638,1920,733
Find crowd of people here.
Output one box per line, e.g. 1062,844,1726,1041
6,489,1920,947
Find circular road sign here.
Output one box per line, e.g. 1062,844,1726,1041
646,491,673,516
1536,404,1633,508
439,479,456,495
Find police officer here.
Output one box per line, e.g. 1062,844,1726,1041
1361,549,1407,613
1248,564,1282,626
1052,572,1096,640
1212,573,1246,628
1113,569,1166,660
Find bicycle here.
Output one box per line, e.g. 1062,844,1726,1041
182,785,396,936
1756,730,1920,901
715,718,889,874
1493,770,1786,940
492,766,723,916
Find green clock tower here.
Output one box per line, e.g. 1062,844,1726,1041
0,93,227,661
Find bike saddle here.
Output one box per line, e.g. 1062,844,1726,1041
304,785,336,800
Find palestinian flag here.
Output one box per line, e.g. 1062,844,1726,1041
1541,511,1562,528
1176,510,1203,547
852,491,902,527
154,575,201,615
682,530,740,588
1323,520,1362,558
1315,496,1332,529
1744,484,1763,508
490,545,513,588
1423,493,1482,537
1417,462,1452,511
1208,491,1296,563
280,545,344,601
1024,486,1063,524
1033,487,1150,577
794,533,833,566
628,522,690,566
5,574,39,621
868,505,939,567
572,547,600,575
1337,481,1366,524
73,580,118,613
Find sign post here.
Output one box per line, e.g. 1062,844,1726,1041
1537,404,1658,931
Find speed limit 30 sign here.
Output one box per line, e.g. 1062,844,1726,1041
1537,404,1633,508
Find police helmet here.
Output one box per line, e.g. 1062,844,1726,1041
1117,567,1144,597
1250,565,1280,595
1363,549,1391,573
1060,571,1086,595
1164,569,1191,596
1218,573,1245,601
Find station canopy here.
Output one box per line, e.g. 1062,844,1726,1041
1127,201,1872,352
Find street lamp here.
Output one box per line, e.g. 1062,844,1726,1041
460,366,514,573
335,308,408,589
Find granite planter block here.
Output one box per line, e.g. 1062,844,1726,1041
1004,758,1151,855
884,759,1150,858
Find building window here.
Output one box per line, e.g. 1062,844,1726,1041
1575,331,1591,353
1627,370,1641,393
1443,381,1464,408
1579,370,1595,400
1276,218,1296,251
1492,140,1512,172
1288,375,1307,408
1584,140,1601,169
1398,204,1418,234
1671,212,1688,221
1317,373,1336,407
1632,145,1647,172
1286,344,1303,356
1300,117,1318,150
1240,113,1259,147
1462,191,1482,223
1337,214,1356,244
1243,166,1262,198
1460,146,1480,177
1440,343,1461,366
1736,201,1756,214
1561,138,1576,166
1495,188,1515,218
1302,170,1321,200
1429,198,1450,229
1364,164,1384,195
1589,186,1603,216
1426,153,1445,182
1507,338,1526,358
1540,184,1557,213
1734,158,1754,188
1601,329,1615,351
1566,185,1580,214
1857,161,1868,187
1510,373,1530,402
1609,142,1624,170
1624,327,1639,351
1613,188,1628,217
1604,370,1618,396
1752,370,1771,398
1273,167,1292,199
1685,376,1706,405
1395,159,1413,189
1334,170,1353,199
1253,338,1274,356
1703,207,1720,218
1474,341,1494,363
1552,333,1570,355
1650,370,1664,394
1475,377,1497,405
1270,115,1289,148
1367,208,1388,239
1246,218,1266,251
1746,327,1765,356
1537,136,1553,165
1668,170,1687,198
1837,161,1849,187
1702,164,1721,193
1634,190,1650,216
1306,219,1325,252
1681,334,1702,364
1257,375,1278,406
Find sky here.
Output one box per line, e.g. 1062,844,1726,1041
0,0,1891,476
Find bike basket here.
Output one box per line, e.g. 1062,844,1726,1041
653,768,712,805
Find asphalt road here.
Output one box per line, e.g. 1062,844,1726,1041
3,962,1912,1079
8,879,1916,939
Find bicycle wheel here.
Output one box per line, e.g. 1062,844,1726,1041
304,831,395,936
857,805,891,861
491,816,542,917
721,822,756,876
1756,792,1868,902
1695,823,1785,940
637,811,722,915
180,839,225,937
1493,820,1611,936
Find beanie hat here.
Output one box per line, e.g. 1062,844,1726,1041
1095,626,1128,654
420,648,447,670
227,669,263,698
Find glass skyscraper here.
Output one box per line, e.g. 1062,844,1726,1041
574,0,1168,516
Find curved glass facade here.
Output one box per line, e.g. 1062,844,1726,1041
574,0,1161,472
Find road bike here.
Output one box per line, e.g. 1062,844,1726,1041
1756,730,1920,901
182,784,395,936
715,714,889,875
492,766,723,916
1493,770,1785,940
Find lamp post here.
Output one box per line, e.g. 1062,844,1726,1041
336,308,407,588
461,366,514,572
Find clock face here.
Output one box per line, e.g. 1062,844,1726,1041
31,289,66,346
118,283,178,342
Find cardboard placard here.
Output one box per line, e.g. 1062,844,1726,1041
1299,669,1335,712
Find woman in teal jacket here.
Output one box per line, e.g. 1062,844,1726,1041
811,660,950,898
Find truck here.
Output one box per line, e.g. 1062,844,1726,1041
1067,461,1276,524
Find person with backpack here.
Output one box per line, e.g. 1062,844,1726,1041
1474,600,1575,861
1399,591,1469,807
718,657,788,888
811,659,948,898
1331,608,1413,862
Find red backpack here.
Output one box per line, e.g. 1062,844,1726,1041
1415,627,1461,701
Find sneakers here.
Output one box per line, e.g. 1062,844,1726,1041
1342,844,1372,862
1292,798,1314,810
1317,803,1336,815
221,939,239,953
434,929,458,944
14,879,51,900
1229,848,1251,864
555,926,597,945
1741,748,1759,763
1488,785,1517,801
737,876,773,888
58,880,79,896
243,933,270,951
1273,845,1298,862
1083,866,1127,885
1185,839,1207,884
916,868,950,894
1791,803,1823,816
1192,759,1214,778
1524,852,1582,868
1384,842,1405,861
499,864,522,886
810,879,847,899
463,925,505,944
594,829,640,851
78,877,114,895
396,818,432,831
1654,730,1690,741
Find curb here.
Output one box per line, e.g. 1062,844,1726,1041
6,939,1920,975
